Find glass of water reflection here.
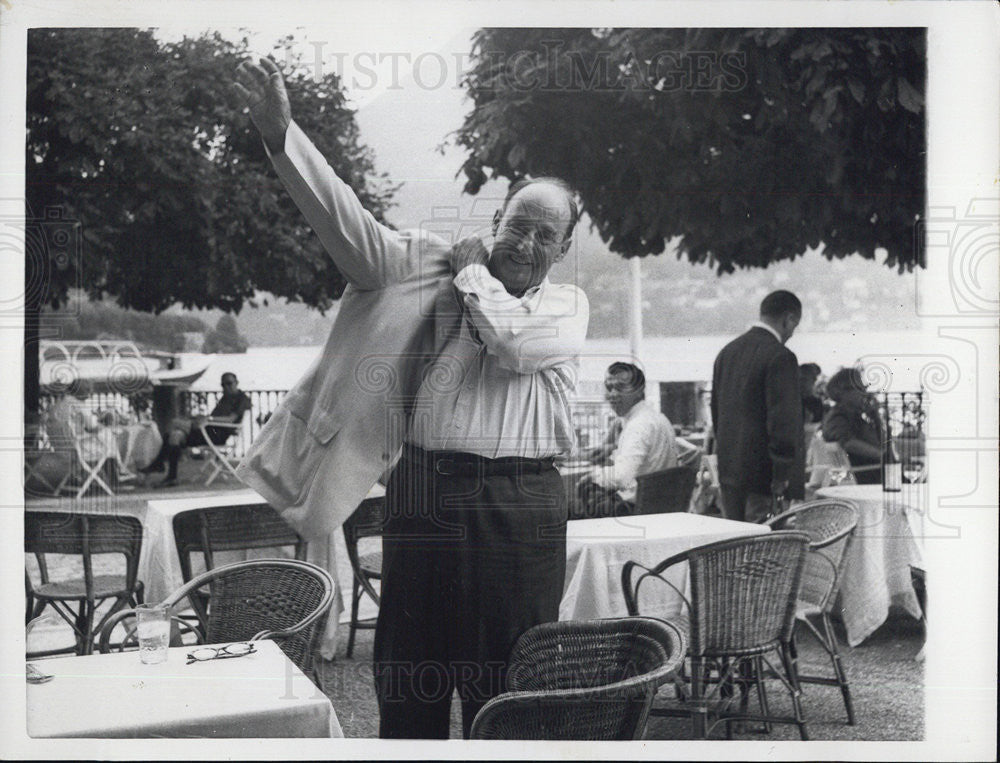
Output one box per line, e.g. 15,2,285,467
136,604,170,665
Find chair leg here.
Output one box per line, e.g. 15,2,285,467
690,656,708,738
719,657,734,739
779,643,809,741
821,613,855,725
346,579,361,658
754,655,772,733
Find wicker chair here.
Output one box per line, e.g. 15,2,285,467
25,512,145,656
766,499,859,724
622,531,811,739
98,559,333,684
634,466,698,515
341,497,386,657
173,503,306,633
470,617,686,740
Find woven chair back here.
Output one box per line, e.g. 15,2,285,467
634,466,697,515
766,500,858,613
173,504,304,562
25,511,142,560
472,617,685,740
164,559,332,677
685,531,809,657
342,496,387,545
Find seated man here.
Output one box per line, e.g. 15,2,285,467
142,372,251,486
572,362,679,519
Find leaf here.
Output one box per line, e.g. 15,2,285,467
896,77,924,113
847,77,866,104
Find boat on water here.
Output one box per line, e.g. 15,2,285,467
40,340,209,395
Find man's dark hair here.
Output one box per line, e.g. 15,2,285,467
502,177,580,240
799,362,821,377
759,290,802,319
221,372,238,385
607,361,645,393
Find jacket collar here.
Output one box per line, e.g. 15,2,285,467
750,321,783,344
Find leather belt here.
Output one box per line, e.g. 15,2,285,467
404,444,555,477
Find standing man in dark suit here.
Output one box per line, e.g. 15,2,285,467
711,290,805,523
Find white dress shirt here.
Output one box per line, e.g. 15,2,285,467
589,398,679,503
409,263,589,459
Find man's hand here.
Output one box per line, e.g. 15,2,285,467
585,443,615,465
449,235,490,275
233,57,292,154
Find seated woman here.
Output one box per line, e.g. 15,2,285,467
821,367,883,485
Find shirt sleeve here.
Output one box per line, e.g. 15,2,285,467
453,264,589,374
822,408,853,444
590,415,650,492
265,121,412,290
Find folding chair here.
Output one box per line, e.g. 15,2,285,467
24,420,64,497
195,419,244,485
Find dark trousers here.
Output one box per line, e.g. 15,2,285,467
147,424,230,479
720,484,774,524
373,451,567,739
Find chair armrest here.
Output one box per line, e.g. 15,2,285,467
199,419,242,430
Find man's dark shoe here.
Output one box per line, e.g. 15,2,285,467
156,477,179,488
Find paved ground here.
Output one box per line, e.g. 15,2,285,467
317,611,925,741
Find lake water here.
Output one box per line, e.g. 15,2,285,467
185,329,931,394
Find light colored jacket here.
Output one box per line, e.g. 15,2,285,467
236,121,456,539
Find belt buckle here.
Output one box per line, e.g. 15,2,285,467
435,458,455,476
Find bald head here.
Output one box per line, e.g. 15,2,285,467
489,178,577,296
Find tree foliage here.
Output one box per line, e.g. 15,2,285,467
455,28,926,272
27,28,397,314
201,313,248,354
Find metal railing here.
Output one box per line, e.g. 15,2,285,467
36,387,927,477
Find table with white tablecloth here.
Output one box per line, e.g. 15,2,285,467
815,483,925,647
26,639,342,738
559,512,771,622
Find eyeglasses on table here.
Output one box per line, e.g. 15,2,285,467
186,641,258,665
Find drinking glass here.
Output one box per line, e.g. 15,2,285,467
136,604,170,665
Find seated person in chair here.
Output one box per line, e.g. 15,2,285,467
45,380,130,477
821,367,883,485
142,372,251,486
572,362,679,519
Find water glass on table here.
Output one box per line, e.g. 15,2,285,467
136,604,170,665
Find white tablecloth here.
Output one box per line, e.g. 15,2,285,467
560,513,771,622
815,484,924,646
26,640,342,738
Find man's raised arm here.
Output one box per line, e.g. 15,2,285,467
234,58,407,290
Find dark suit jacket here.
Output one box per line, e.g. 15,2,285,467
711,327,805,499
